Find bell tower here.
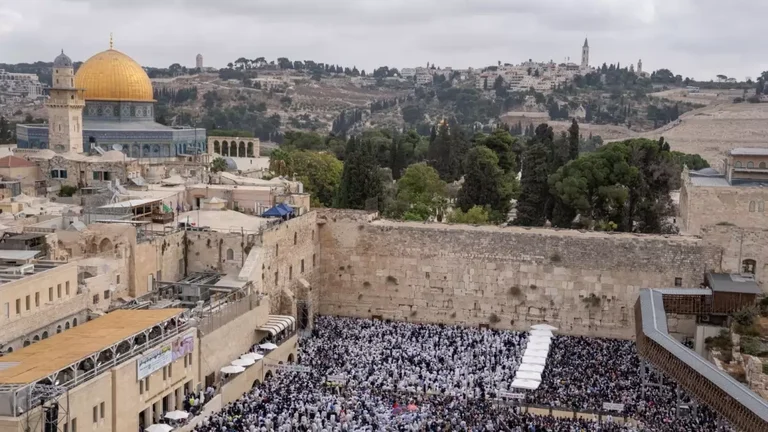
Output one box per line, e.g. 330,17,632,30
48,50,85,153
581,38,589,71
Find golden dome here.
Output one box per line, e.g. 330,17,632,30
74,49,154,102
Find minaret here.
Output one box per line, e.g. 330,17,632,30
637,59,643,75
48,50,85,153
196,54,203,69
581,38,589,71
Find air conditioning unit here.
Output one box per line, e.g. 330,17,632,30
700,314,710,322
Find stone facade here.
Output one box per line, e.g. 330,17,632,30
32,154,141,188
680,179,768,235
208,136,260,158
315,210,721,339
702,225,768,286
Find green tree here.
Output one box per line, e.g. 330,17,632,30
285,151,343,208
568,119,580,161
428,122,453,180
334,136,383,210
514,124,554,226
447,206,490,224
210,157,228,173
475,129,517,174
395,163,447,221
456,146,515,222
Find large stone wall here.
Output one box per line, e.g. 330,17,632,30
316,210,722,339
680,178,768,235
702,225,768,289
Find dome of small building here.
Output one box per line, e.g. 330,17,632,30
74,48,154,102
54,50,73,68
223,158,238,171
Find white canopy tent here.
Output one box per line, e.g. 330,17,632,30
164,411,190,421
529,329,554,337
259,342,278,350
530,324,558,331
511,378,541,390
515,370,542,381
241,352,264,361
518,363,545,373
145,425,173,432
522,356,547,365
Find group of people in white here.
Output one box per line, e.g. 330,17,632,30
194,316,733,431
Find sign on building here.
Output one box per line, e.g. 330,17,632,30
498,391,525,399
137,344,172,380
137,333,195,380
602,402,625,412
326,374,348,384
276,364,311,373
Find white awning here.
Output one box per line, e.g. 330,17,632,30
256,315,296,336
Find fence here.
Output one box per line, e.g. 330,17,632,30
197,290,263,335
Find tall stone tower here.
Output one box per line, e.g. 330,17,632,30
196,54,203,69
581,38,589,71
48,50,85,153
637,59,643,75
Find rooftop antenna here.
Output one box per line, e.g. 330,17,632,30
109,33,113,50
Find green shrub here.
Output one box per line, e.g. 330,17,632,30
59,185,78,197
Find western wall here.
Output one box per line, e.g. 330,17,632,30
314,210,722,339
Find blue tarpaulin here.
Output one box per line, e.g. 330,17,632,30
262,203,294,218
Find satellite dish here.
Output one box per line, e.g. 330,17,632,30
112,144,123,152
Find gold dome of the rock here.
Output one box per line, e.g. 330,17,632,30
74,49,154,102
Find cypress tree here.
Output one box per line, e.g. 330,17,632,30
514,124,553,226
568,119,580,161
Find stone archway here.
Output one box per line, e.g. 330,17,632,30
214,140,220,154
247,142,254,157
264,370,273,381
238,141,246,157
251,379,261,388
99,238,113,253
222,141,229,156
287,353,295,363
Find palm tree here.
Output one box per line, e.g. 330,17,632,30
210,157,228,173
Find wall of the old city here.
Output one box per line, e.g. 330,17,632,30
132,231,185,297
702,225,768,287
316,210,722,339
186,230,251,275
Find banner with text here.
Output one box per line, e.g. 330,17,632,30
137,344,172,380
602,402,625,412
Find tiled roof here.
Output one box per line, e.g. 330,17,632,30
0,155,35,168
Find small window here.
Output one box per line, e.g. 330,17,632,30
116,275,120,284
104,290,110,300
313,253,316,267
747,161,755,168
760,162,766,169
49,287,53,301
674,277,682,287
742,259,756,274
735,161,743,168
144,377,149,392
226,248,234,260
139,380,144,394
35,292,39,307
92,406,97,423
51,170,59,179
99,402,104,419
15,298,20,314
276,244,279,256
57,284,61,298
3,302,7,318
104,172,111,181
92,171,101,181
66,281,70,295
760,201,766,213
184,354,188,368
294,232,297,245
301,259,305,273
162,366,167,381
168,363,172,378
275,271,278,285
750,201,756,212
92,294,99,304
72,418,77,432
25,295,30,311
289,265,293,280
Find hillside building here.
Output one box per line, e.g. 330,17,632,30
0,69,43,99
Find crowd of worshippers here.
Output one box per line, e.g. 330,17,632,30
194,316,733,432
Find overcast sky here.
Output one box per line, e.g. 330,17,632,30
0,0,764,81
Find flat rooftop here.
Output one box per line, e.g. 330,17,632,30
0,258,65,286
0,309,183,384
177,210,270,232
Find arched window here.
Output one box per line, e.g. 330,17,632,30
23,340,30,347
742,259,756,274
239,141,246,157
226,248,234,260
735,161,743,168
760,201,765,213
748,161,754,168
73,318,78,327
214,141,220,154
749,201,756,212
32,335,40,342
222,141,229,156
42,331,49,339
247,142,254,157
65,322,70,330
56,325,62,334
760,162,767,169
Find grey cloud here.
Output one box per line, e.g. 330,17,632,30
0,0,764,80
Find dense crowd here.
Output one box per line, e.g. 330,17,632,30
194,316,732,432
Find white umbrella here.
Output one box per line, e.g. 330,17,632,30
529,329,554,337
220,365,245,374
145,424,173,432
259,342,278,350
518,363,545,373
164,411,189,421
231,358,255,367
515,371,542,381
530,324,558,331
241,353,264,361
